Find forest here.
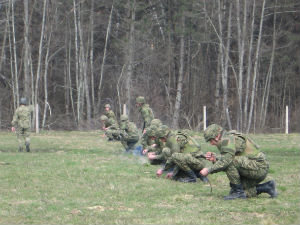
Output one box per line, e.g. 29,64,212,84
0,0,299,133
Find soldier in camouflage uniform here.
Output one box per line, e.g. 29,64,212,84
148,125,181,166
156,131,209,183
135,96,154,133
100,115,120,141
141,119,162,155
104,104,117,121
119,114,140,152
11,97,34,152
200,124,277,200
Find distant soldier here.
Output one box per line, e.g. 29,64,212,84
11,97,34,152
200,124,277,200
104,104,117,121
100,115,120,141
135,96,154,133
119,114,140,152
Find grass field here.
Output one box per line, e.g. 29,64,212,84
0,130,299,224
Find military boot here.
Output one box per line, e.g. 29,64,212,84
224,184,247,200
178,170,197,183
25,142,30,152
256,180,278,198
195,171,209,183
229,182,234,194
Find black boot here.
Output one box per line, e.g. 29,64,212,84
178,170,197,183
196,172,209,183
229,182,234,194
256,180,278,198
25,142,30,152
224,183,247,200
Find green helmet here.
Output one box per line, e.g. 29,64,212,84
20,97,27,105
150,119,162,127
120,114,128,122
100,115,108,121
156,125,170,138
147,126,158,137
104,104,111,108
136,96,145,104
203,124,223,142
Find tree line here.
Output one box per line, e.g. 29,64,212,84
0,0,299,133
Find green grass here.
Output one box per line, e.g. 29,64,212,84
0,131,299,224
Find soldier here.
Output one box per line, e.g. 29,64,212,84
11,97,34,152
148,125,180,165
141,119,162,155
135,96,154,133
104,103,117,121
200,124,277,200
156,130,209,183
100,115,120,141
119,114,140,152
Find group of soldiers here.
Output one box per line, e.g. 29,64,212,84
99,96,278,200
12,96,278,200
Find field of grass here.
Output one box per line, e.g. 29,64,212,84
0,130,299,224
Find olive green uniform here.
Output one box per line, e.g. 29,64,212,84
207,130,269,197
103,118,120,140
11,105,34,151
119,120,140,151
138,104,154,130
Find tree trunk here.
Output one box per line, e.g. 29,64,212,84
172,14,185,129
125,0,135,117
247,0,266,133
97,3,114,113
23,0,30,100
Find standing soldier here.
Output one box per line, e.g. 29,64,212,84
104,103,117,121
119,114,140,152
135,96,154,134
100,115,120,141
11,97,34,152
200,124,277,200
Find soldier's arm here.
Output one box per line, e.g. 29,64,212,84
11,110,19,127
141,108,151,127
207,150,234,174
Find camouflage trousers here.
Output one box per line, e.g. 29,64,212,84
16,127,30,150
225,152,269,197
169,152,207,172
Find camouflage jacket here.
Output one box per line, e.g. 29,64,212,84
138,104,154,129
104,110,117,121
155,131,180,161
12,105,34,129
104,118,119,129
120,121,139,140
207,130,261,174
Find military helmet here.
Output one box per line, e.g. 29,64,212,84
100,115,108,121
150,119,162,127
120,114,128,122
104,104,111,108
20,97,27,105
156,125,170,138
203,124,223,142
136,96,145,104
147,126,158,137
